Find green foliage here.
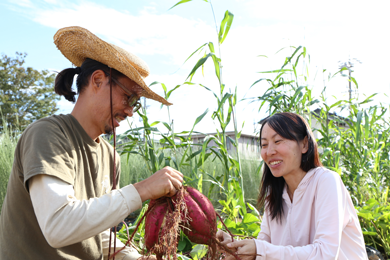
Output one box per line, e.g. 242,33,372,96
356,199,390,259
0,117,18,210
0,52,59,133
251,46,319,119
316,102,390,204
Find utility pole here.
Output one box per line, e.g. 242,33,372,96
338,58,362,105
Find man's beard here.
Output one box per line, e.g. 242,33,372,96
104,124,113,135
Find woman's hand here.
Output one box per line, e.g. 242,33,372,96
225,239,257,260
216,230,234,245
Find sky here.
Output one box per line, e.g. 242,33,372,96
1,0,390,136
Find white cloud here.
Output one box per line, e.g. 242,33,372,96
22,1,215,67
244,0,390,24
7,0,33,8
6,0,390,135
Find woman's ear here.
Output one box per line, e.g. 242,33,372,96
301,136,309,154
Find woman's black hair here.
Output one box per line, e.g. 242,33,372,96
54,58,124,102
257,112,322,223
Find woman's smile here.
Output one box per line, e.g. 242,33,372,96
269,160,283,167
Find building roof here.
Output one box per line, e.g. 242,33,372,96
175,131,259,140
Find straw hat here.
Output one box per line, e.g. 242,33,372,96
53,26,172,105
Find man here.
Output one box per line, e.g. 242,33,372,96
0,26,183,260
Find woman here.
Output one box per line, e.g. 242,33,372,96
217,112,367,260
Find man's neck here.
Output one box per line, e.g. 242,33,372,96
71,102,101,141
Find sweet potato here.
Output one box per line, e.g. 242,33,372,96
113,187,242,260
145,186,220,259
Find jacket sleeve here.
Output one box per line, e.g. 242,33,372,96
257,209,271,243
254,172,348,260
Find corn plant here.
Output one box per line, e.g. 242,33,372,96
250,46,319,124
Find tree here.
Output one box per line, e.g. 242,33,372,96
0,52,59,133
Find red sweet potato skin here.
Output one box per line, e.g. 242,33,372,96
182,187,216,245
144,199,169,251
144,186,217,258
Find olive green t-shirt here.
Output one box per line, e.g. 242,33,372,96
0,114,120,260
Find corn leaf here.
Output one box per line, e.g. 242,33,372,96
169,0,193,10
218,11,234,44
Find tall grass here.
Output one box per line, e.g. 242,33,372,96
119,152,262,206
0,134,262,214
0,123,18,211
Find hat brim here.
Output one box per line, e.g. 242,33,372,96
54,26,172,106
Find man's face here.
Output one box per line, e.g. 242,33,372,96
95,76,143,135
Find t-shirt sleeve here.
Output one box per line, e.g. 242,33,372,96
20,119,75,189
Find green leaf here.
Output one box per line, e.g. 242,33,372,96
280,46,302,71
186,53,213,81
158,152,164,166
355,110,363,142
350,76,358,89
162,122,172,131
211,54,221,82
193,108,209,127
190,244,208,260
177,254,191,260
243,222,260,233
169,0,193,10
243,213,260,224
362,231,377,236
216,93,232,115
357,211,373,220
186,149,203,161
218,11,234,44
150,121,160,127
250,78,273,88
177,233,192,252
223,218,236,229
269,94,284,109
208,42,215,53
247,203,260,217
258,69,293,74
166,84,182,100
178,43,208,69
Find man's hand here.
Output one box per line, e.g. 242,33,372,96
133,166,183,202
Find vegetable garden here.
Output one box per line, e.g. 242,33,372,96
1,0,389,259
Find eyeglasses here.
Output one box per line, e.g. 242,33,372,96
111,77,142,113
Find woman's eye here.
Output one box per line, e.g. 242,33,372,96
275,140,282,143
261,144,268,148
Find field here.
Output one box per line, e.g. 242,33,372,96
1,1,390,258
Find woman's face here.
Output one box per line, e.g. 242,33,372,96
260,123,308,179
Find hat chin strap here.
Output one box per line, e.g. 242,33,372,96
108,68,118,260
